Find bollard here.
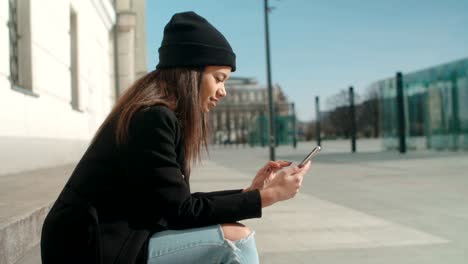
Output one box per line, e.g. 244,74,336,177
292,102,297,149
349,86,356,153
315,96,321,147
396,72,407,153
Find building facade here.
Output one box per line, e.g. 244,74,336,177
374,57,468,151
115,0,147,92
0,0,146,175
208,77,296,146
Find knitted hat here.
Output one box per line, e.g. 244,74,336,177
156,11,236,72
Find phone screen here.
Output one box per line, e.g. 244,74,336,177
298,146,321,167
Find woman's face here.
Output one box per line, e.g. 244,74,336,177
200,66,231,113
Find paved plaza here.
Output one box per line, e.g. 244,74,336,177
195,139,468,263
5,139,468,263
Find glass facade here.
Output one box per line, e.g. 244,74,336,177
247,113,295,146
375,58,468,151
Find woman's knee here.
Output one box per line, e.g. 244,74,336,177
220,223,259,264
221,223,251,242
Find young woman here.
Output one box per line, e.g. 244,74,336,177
40,11,311,264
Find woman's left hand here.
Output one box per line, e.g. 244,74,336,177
243,160,292,192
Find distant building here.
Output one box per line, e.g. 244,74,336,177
295,120,309,141
0,0,147,175
209,77,295,146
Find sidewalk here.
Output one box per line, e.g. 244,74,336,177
191,159,452,263
3,139,468,263
0,165,74,264
203,141,468,263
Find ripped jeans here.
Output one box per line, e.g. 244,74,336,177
147,224,259,264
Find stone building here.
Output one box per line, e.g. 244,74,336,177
0,0,147,175
209,77,294,145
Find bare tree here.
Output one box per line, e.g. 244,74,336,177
324,89,361,139
357,86,380,137
320,87,381,139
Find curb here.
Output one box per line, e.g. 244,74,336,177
0,204,51,264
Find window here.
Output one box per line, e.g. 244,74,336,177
8,0,19,85
70,8,80,110
8,0,34,93
110,31,117,103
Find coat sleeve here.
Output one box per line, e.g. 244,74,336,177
128,106,262,230
192,189,244,198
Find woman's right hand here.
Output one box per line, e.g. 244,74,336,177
259,160,312,208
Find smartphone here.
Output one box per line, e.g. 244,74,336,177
298,146,321,168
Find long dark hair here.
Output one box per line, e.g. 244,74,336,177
91,67,210,181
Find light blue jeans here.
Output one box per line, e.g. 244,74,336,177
147,224,259,264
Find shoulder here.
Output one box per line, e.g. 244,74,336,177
145,105,178,122
130,104,180,136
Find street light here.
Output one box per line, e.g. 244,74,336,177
264,0,276,161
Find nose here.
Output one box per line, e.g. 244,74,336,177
217,85,227,98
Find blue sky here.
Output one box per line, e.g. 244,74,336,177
146,0,468,122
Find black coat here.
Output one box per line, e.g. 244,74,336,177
40,105,262,264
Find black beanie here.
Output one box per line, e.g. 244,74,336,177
156,11,236,72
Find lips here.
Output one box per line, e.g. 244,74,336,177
209,98,219,107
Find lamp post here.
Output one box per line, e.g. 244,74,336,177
264,0,276,161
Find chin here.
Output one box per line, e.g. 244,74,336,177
203,103,212,113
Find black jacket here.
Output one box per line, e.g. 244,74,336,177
40,105,262,264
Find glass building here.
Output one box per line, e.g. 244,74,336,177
247,113,296,146
373,58,468,151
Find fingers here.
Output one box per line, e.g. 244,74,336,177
264,160,291,174
277,160,292,167
300,160,312,170
283,164,302,174
259,160,296,184
267,160,292,167
282,160,311,176
258,161,276,175
268,160,282,170
267,161,311,201
271,160,292,171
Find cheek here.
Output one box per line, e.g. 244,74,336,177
201,80,216,97
200,80,208,97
